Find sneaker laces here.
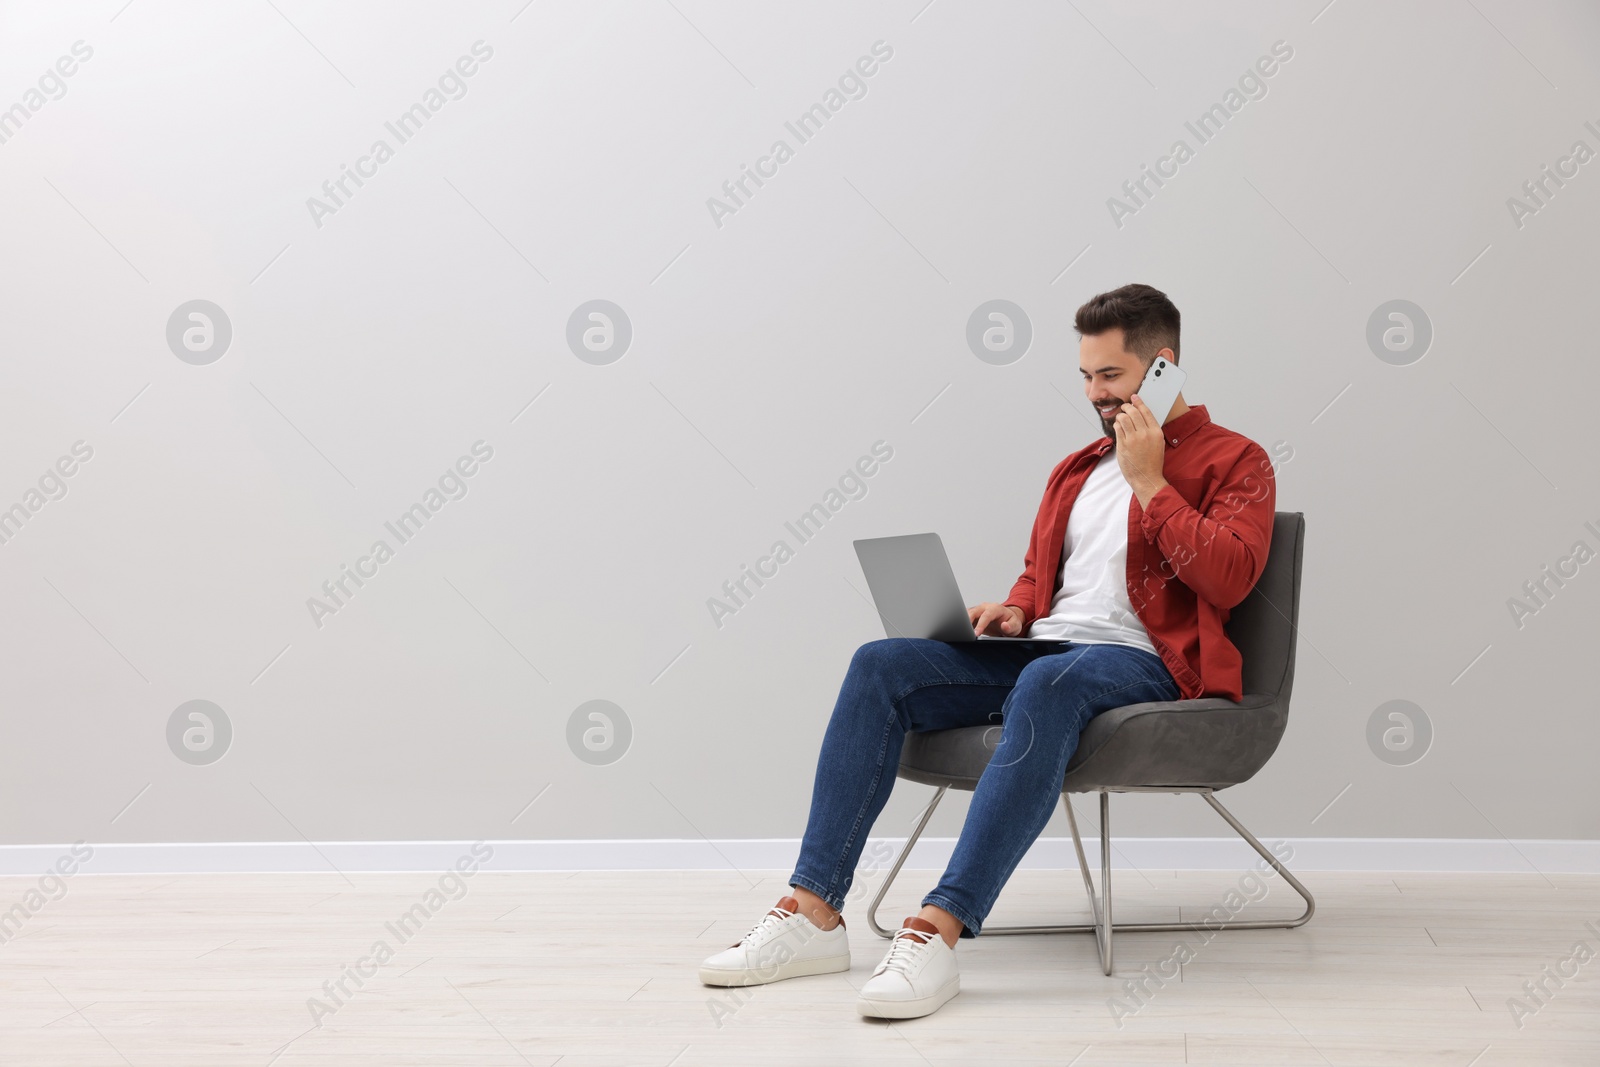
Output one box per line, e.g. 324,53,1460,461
734,903,797,948
876,926,935,976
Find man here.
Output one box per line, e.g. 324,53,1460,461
699,283,1277,1019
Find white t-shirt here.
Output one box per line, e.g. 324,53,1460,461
1026,448,1157,655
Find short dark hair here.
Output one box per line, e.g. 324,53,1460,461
1075,283,1181,365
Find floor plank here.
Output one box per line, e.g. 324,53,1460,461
0,869,1595,1064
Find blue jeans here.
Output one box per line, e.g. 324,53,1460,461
788,637,1179,938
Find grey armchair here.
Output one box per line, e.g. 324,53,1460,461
867,511,1312,975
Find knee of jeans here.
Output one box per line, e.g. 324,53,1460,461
845,639,918,719
847,638,911,686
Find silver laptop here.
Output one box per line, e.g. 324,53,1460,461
853,532,1067,643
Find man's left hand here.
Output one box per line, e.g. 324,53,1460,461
1112,394,1169,508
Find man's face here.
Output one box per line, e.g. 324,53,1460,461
1080,328,1163,438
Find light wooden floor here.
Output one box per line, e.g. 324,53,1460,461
0,867,1596,1065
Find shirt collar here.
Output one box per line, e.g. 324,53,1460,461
1087,403,1211,457
1161,403,1210,447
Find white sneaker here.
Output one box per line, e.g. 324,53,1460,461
856,916,960,1019
699,895,850,987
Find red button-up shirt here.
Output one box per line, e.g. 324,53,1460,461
1002,404,1279,702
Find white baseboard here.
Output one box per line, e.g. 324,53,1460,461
2,837,1598,876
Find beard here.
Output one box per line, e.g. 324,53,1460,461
1096,402,1126,440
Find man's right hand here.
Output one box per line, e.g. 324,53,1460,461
969,603,1026,637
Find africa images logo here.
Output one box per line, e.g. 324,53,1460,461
305,42,495,229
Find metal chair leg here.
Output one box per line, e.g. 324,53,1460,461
1065,792,1101,931
1061,790,1114,974
1201,791,1316,929
1098,790,1113,974
865,785,948,938
866,785,1315,971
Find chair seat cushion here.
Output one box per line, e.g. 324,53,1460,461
898,694,1286,793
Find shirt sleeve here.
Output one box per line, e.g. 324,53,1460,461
1002,544,1040,630
1138,443,1276,610
1003,465,1062,630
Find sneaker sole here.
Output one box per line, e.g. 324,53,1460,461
699,952,851,987
856,975,960,1019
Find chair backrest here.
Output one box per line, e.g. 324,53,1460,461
1224,511,1305,704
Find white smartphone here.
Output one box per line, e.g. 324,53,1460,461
1131,356,1187,426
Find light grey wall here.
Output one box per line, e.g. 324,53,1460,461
1,0,1596,850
